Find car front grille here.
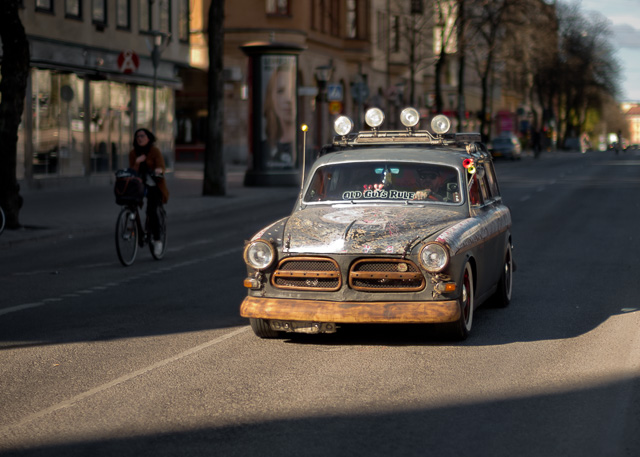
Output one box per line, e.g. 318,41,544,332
272,257,342,291
349,259,425,292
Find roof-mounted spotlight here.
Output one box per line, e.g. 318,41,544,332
365,108,385,131
431,114,451,135
400,107,420,130
334,115,354,137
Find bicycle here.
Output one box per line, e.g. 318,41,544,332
115,174,167,266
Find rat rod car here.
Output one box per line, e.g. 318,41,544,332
241,108,513,340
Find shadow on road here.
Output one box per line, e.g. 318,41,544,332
2,375,638,457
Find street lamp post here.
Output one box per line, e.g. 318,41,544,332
151,32,169,133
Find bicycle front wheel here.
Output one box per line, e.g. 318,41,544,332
150,206,167,260
116,207,138,266
0,206,5,235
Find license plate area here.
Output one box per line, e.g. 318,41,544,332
270,320,338,334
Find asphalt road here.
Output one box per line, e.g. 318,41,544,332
1,150,639,456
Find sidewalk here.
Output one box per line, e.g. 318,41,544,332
0,163,300,248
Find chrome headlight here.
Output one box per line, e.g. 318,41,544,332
365,108,385,128
334,116,354,136
431,114,451,134
243,240,276,270
420,242,449,273
400,107,420,128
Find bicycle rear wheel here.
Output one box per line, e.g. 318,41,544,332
116,207,138,266
150,206,167,260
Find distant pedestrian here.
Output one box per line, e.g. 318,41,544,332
129,128,169,256
532,129,541,158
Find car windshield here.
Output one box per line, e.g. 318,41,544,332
304,161,462,204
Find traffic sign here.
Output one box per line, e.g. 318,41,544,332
329,101,343,115
327,84,343,102
117,50,139,74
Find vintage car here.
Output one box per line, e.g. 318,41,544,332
241,108,514,340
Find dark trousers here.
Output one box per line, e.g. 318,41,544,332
146,186,162,240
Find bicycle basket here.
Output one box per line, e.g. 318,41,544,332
114,169,145,205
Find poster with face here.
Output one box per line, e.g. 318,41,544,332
261,55,297,169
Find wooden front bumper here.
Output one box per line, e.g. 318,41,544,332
240,296,461,324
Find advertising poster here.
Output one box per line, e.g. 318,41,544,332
261,55,297,169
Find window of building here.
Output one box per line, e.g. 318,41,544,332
346,0,357,38
178,0,189,42
36,0,53,13
266,0,289,15
376,10,386,51
139,0,151,32
92,0,106,24
390,16,400,53
65,0,82,18
159,0,171,35
116,0,130,29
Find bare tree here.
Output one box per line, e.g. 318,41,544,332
554,2,621,146
203,0,225,196
0,0,30,229
465,0,529,140
433,0,460,113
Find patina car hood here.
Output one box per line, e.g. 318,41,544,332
284,205,465,255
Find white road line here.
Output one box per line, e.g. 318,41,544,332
0,246,242,318
0,303,43,317
0,326,250,435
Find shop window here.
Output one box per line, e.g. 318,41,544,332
136,85,174,164
116,0,130,29
31,70,86,177
65,0,81,19
92,0,107,25
36,0,53,13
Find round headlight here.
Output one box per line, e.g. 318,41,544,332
243,240,276,270
420,242,449,273
334,116,354,136
365,108,385,129
400,107,420,128
431,114,451,135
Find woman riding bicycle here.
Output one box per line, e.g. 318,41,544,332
129,128,169,256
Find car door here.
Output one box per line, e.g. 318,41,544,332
468,160,511,301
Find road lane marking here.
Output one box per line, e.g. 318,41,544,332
0,326,250,435
0,303,44,317
0,246,242,318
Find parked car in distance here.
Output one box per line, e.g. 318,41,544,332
489,134,522,160
240,109,514,341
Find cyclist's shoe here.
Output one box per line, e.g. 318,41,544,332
153,240,163,256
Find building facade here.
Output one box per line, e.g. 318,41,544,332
0,0,190,185
177,0,547,172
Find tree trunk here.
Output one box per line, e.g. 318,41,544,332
456,0,465,132
434,49,445,113
203,0,225,196
0,0,30,229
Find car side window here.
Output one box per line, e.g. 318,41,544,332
484,162,501,198
477,168,492,203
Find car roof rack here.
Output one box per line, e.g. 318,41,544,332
332,131,482,147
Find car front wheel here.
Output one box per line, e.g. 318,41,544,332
249,318,282,339
444,262,474,340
